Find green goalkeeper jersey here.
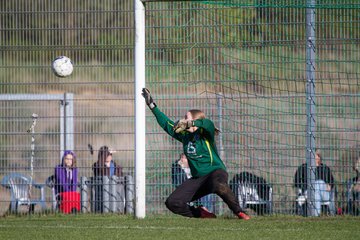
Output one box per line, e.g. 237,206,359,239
151,106,226,178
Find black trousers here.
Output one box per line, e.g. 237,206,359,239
165,169,243,217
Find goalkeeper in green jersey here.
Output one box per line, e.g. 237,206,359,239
142,88,250,220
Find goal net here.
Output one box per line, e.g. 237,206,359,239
140,0,360,215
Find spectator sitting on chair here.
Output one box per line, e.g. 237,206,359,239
92,145,123,177
294,149,335,216
346,155,360,215
172,153,216,213
55,150,78,195
54,150,80,213
92,146,123,213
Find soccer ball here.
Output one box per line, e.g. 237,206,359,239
51,56,73,77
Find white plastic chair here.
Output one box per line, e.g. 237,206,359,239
1,173,46,213
237,182,273,215
45,175,58,211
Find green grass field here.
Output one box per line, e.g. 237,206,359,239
0,214,359,240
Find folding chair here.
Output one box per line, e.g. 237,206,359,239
296,187,336,216
230,172,273,215
237,181,273,215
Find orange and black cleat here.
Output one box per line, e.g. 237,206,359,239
237,212,251,220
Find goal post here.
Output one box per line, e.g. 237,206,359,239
134,0,360,218
134,0,146,219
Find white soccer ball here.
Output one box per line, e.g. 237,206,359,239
51,56,73,77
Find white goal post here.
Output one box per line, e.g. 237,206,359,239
134,0,146,219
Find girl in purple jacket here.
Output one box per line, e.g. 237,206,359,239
54,150,78,196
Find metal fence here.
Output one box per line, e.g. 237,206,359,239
0,1,359,216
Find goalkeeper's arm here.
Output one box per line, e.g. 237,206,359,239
141,88,156,110
141,88,183,142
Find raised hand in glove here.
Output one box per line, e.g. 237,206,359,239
141,88,156,109
173,119,193,133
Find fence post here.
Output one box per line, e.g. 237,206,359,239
216,92,224,161
102,176,110,213
116,177,126,214
305,0,317,217
63,93,74,153
90,177,95,213
125,175,135,214
109,176,117,213
80,176,89,213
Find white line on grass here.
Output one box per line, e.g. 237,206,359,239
0,224,252,232
0,224,321,232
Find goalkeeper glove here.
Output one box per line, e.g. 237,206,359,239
141,88,156,110
173,119,194,133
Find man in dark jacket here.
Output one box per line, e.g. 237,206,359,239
294,150,335,216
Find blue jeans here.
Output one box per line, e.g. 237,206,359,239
314,180,335,216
